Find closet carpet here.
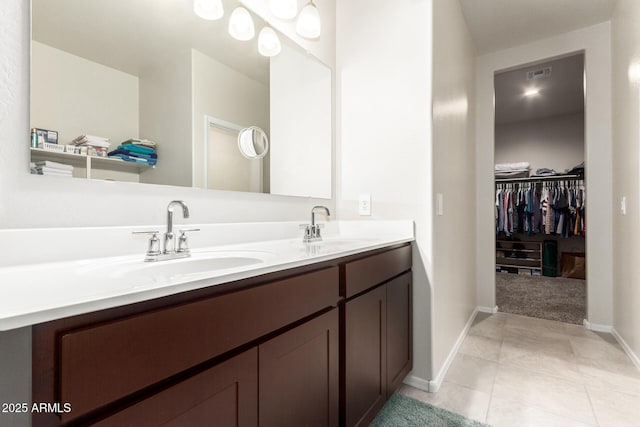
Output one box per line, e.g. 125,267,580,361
495,273,586,324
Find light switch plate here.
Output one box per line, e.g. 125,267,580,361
358,194,371,216
436,193,444,216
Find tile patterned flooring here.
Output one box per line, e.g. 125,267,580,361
399,312,640,427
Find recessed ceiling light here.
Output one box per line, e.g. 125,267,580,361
524,88,540,97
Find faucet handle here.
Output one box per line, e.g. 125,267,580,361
177,228,200,253
299,224,313,241
132,231,161,256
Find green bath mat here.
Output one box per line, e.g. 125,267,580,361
370,393,491,427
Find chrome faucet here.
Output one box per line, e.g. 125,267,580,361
133,200,199,262
301,205,331,242
165,200,189,254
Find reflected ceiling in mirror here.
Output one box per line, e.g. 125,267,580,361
30,0,332,199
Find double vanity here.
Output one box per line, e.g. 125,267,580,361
0,212,413,427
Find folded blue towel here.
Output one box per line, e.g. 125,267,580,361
108,148,157,160
117,143,156,155
108,153,157,166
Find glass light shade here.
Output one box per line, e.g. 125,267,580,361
193,0,223,20
228,7,255,41
296,1,321,39
269,0,298,20
258,27,282,57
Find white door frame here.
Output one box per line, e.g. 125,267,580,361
202,115,263,193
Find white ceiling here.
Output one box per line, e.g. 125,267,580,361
494,53,584,124
31,0,270,83
459,0,618,55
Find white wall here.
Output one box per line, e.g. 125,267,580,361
611,0,640,361
137,49,193,187
191,49,269,189
430,0,477,386
270,43,332,199
495,112,585,173
476,23,613,326
31,42,141,182
0,0,335,230
337,0,434,383
31,41,139,149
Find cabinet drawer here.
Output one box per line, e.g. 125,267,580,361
94,348,258,427
58,266,338,422
343,245,411,298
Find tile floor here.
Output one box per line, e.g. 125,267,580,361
399,312,640,427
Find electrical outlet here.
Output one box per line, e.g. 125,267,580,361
358,194,371,216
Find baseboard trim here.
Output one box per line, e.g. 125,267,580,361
477,305,498,314
583,319,613,333
611,328,640,370
427,307,480,393
403,374,431,392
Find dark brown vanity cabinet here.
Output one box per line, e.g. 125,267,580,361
342,246,412,427
32,243,411,427
259,309,339,427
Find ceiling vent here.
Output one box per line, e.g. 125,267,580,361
526,67,552,80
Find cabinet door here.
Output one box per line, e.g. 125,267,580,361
94,348,257,427
259,309,339,427
344,285,387,427
386,272,412,396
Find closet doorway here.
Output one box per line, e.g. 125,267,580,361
493,53,586,325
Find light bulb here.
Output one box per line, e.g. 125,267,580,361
269,0,298,20
193,0,223,21
228,7,255,41
296,1,321,39
258,26,281,57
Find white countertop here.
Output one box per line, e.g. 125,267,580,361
0,221,414,331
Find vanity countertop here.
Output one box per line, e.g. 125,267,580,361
0,221,413,331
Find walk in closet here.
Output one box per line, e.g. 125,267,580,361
493,53,586,325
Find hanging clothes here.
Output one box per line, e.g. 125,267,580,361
495,177,585,238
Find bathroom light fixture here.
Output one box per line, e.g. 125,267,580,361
296,0,321,39
269,0,298,20
193,0,224,20
258,26,282,57
229,7,255,41
524,88,540,97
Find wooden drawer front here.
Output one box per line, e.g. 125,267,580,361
94,348,258,427
343,245,411,298
59,267,338,422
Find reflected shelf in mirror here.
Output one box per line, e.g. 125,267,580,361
30,148,153,180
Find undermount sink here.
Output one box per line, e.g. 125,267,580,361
77,250,275,283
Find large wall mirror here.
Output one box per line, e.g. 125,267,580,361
30,0,332,199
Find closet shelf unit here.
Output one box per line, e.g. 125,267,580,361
495,240,543,274
495,173,583,184
30,147,153,179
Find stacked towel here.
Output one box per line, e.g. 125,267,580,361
32,160,73,177
108,139,158,165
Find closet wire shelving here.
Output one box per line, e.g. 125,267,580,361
494,173,584,275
